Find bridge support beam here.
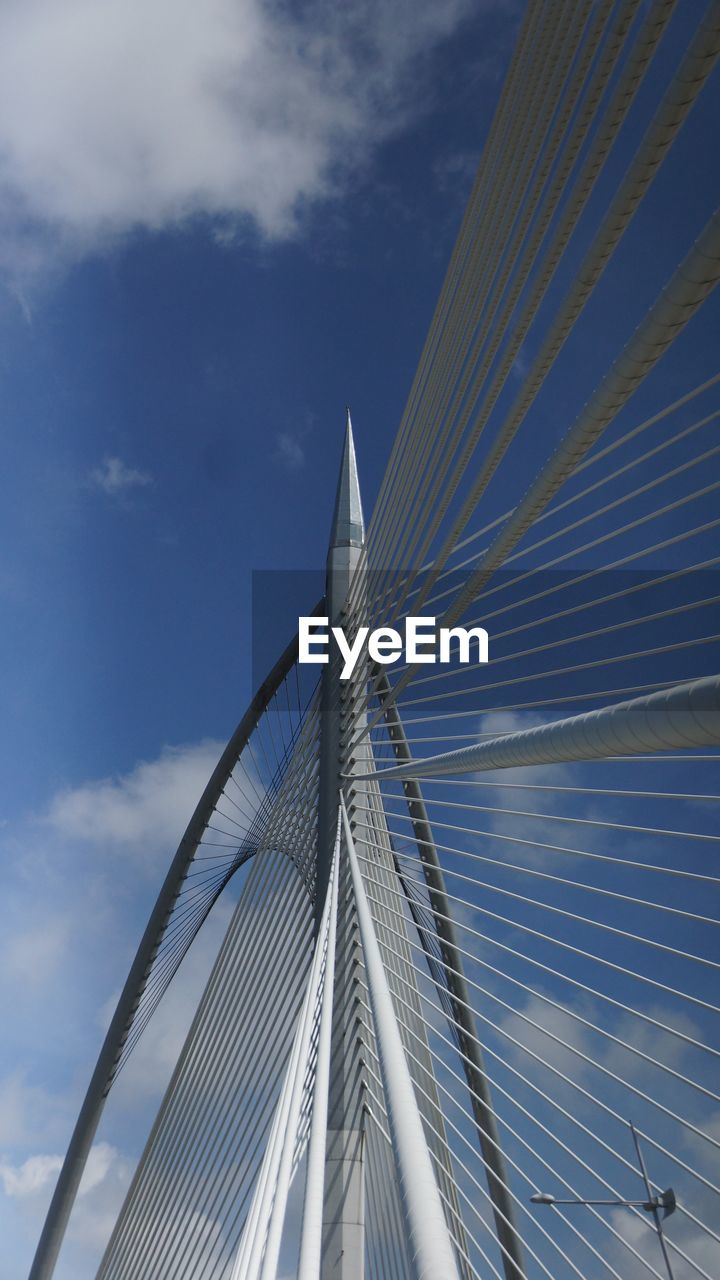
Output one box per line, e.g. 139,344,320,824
380,675,526,1280
361,674,720,782
342,796,461,1280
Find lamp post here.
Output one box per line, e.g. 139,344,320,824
529,1190,676,1213
529,1123,676,1280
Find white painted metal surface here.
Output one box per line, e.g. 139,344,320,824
298,825,341,1280
341,795,461,1280
361,674,720,781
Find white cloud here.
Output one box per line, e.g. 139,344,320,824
0,1153,62,1198
498,991,593,1084
77,1142,120,1198
89,456,153,496
0,0,475,280
467,708,577,853
65,1143,135,1254
0,1140,134,1277
0,1143,121,1215
607,1202,720,1280
46,739,224,863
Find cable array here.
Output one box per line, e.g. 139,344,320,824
115,668,320,1078
334,4,720,1276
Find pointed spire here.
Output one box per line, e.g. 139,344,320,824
328,407,365,550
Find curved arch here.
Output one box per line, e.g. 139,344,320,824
29,619,314,1280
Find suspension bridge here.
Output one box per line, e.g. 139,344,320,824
30,2,720,1278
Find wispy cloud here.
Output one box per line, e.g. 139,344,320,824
89,456,153,497
8,282,33,325
274,431,306,471
0,0,476,283
433,150,479,193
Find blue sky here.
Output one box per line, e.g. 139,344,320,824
0,0,520,812
2,0,717,808
1,1,719,1276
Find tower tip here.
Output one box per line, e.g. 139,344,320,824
329,407,364,550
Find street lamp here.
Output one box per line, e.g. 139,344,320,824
529,1189,676,1213
529,1123,677,1280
